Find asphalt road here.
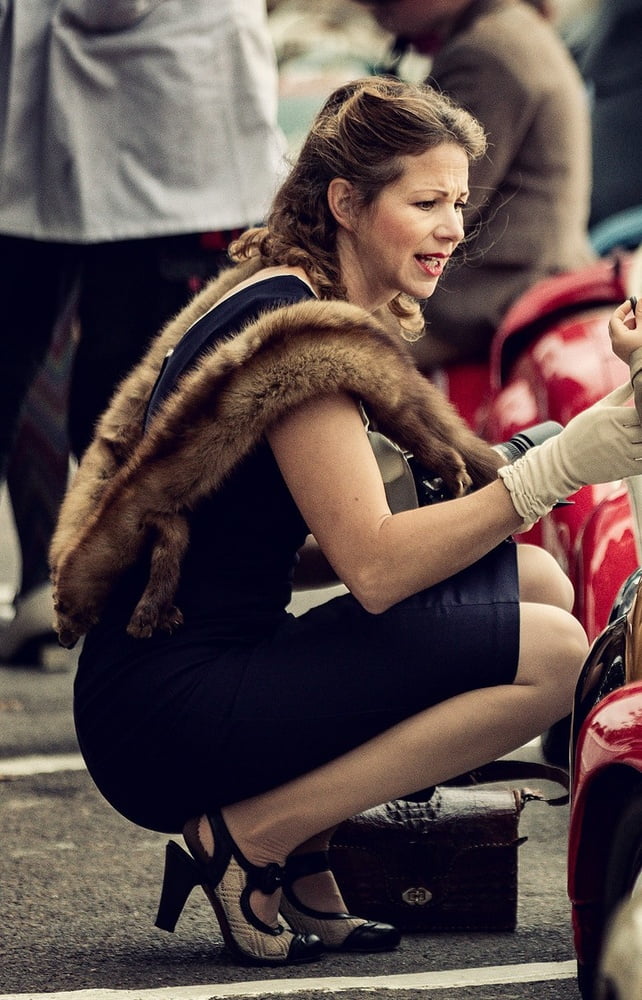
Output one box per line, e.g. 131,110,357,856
0,488,583,1000
0,661,583,1000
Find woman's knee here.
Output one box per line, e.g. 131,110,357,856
516,543,575,612
516,602,588,700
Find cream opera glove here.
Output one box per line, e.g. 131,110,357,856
498,382,642,528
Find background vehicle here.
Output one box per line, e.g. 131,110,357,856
439,215,642,1000
440,242,640,648
569,562,642,999
563,225,642,1000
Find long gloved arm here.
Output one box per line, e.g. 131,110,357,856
498,382,642,527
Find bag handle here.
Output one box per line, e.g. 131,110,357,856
446,759,570,806
406,759,570,807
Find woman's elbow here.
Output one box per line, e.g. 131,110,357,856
347,564,399,615
332,525,405,613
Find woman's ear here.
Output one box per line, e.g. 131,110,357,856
327,178,357,231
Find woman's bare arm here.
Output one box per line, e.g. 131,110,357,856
267,393,522,613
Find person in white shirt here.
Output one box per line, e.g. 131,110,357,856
0,0,286,663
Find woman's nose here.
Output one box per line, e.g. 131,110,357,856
438,222,465,244
435,208,465,243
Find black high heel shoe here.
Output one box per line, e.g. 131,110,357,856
155,810,323,966
280,850,401,952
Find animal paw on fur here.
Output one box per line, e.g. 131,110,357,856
441,457,472,497
159,605,184,633
53,594,97,648
127,601,184,639
55,613,86,649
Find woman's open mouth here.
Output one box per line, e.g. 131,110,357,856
415,254,447,277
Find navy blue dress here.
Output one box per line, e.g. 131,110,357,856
74,276,519,833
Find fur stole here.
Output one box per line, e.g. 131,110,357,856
50,262,503,648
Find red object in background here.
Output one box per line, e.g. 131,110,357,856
438,249,642,1000
575,488,637,642
568,678,642,996
440,253,635,642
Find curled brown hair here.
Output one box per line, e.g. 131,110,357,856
231,77,486,329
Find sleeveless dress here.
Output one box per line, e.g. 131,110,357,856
73,276,519,833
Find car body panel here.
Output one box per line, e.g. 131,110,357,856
568,680,642,970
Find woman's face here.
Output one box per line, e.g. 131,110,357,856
334,142,470,312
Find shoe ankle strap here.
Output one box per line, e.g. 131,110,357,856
285,850,330,883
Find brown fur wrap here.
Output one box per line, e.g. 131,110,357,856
50,263,503,647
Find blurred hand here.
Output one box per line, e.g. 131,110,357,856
609,296,640,365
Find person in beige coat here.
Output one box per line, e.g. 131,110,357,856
352,0,596,368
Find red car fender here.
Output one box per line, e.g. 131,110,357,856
485,302,628,441
575,486,638,642
483,313,630,621
438,256,631,442
489,257,630,392
568,681,642,966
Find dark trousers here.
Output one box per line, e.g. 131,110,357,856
1,232,231,592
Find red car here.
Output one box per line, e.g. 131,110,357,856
441,237,642,1000
443,250,638,646
569,586,642,1000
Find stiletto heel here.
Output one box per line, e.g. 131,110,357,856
155,810,323,966
155,840,201,932
281,851,401,952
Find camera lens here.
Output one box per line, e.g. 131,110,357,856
493,421,563,463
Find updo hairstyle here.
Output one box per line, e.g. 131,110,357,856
231,76,486,330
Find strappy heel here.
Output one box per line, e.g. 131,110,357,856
281,850,401,952
155,810,323,966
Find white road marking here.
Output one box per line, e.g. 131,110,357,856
0,960,577,1000
0,753,85,777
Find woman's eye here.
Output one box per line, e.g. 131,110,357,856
416,201,435,210
455,201,467,212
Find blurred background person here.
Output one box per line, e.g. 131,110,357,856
349,0,596,370
0,0,286,665
0,302,76,668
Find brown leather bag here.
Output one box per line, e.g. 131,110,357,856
328,761,569,933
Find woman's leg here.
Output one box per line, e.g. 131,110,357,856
516,542,575,611
7,293,76,597
517,543,578,766
193,595,587,926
